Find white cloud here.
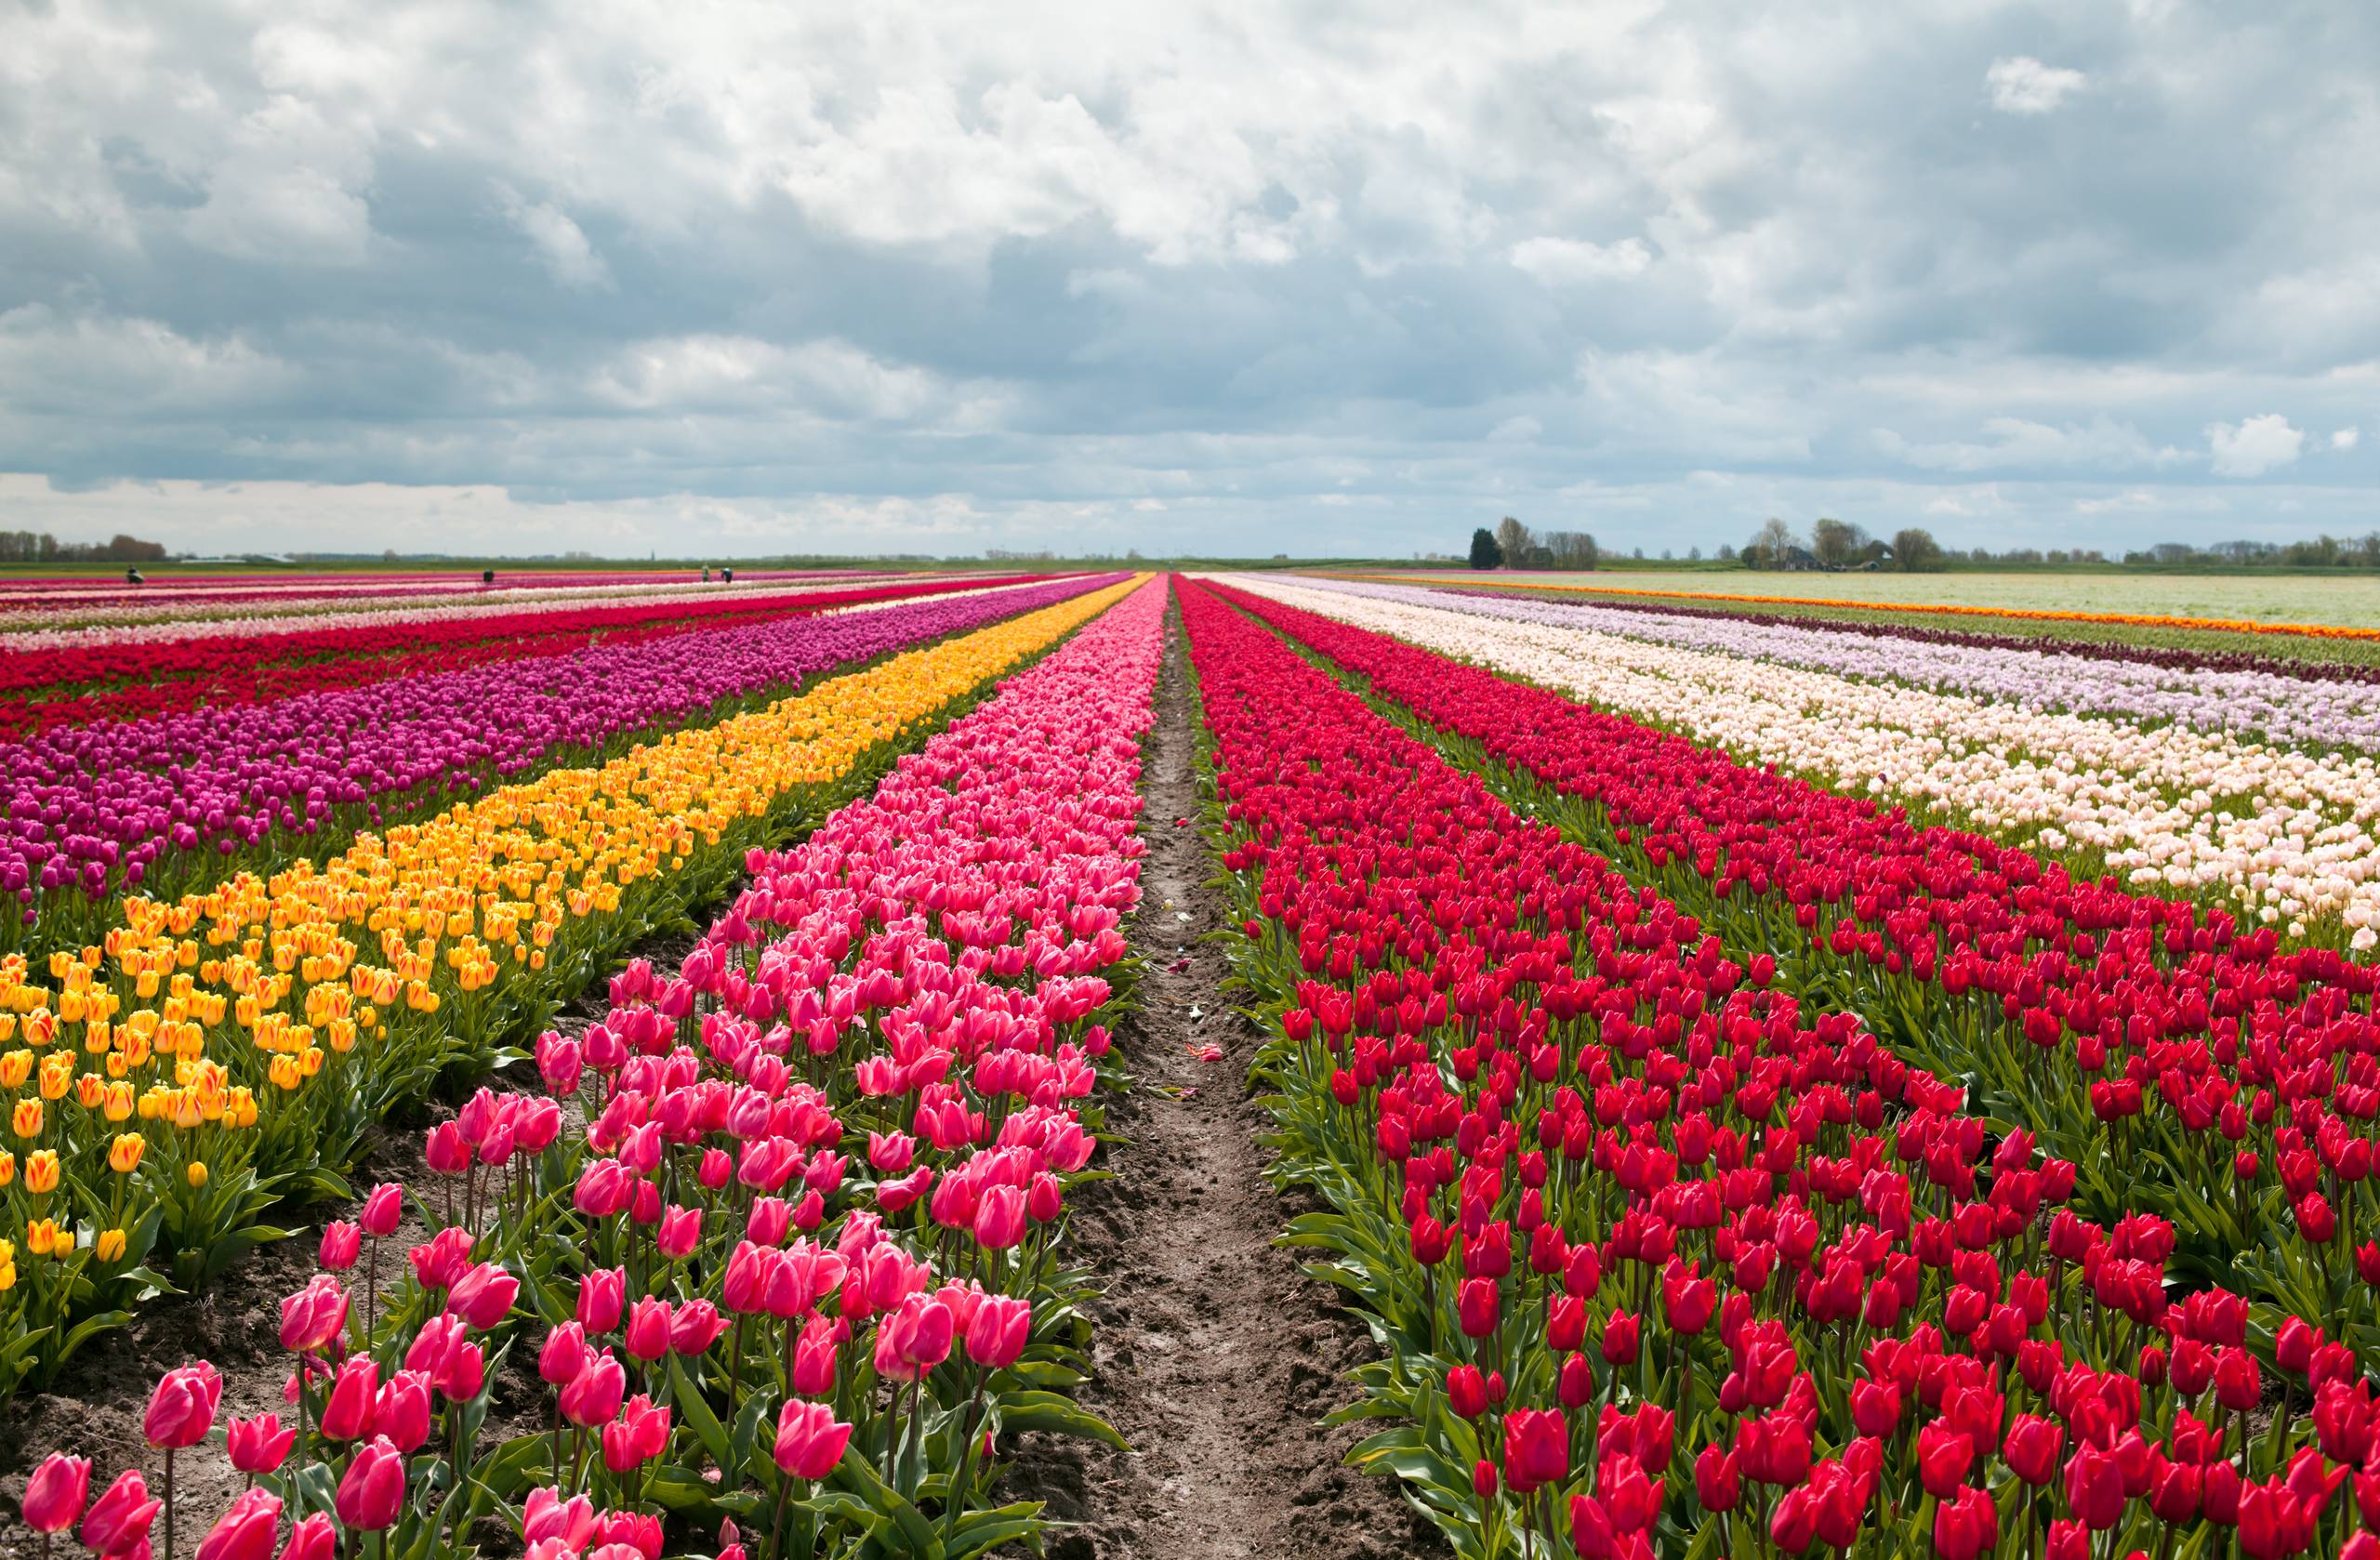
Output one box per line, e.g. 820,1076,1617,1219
1879,416,2182,473
1986,57,2089,115
2333,426,2361,451
496,186,613,290
2206,413,2306,477
1509,236,1653,286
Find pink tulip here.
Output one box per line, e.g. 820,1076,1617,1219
669,1300,728,1355
371,1370,434,1454
623,1297,672,1363
522,1488,596,1551
316,1222,362,1273
575,1267,626,1334
792,1315,845,1396
655,1206,702,1261
319,1356,380,1441
21,1452,91,1534
538,1322,592,1387
279,1514,336,1560
227,1414,296,1475
560,1353,627,1429
358,1183,403,1239
193,1487,282,1560
773,1400,853,1481
424,1120,469,1175
277,1275,349,1355
445,1262,519,1329
143,1361,223,1448
872,1293,955,1382
334,1437,404,1532
80,1471,161,1555
972,1185,1026,1251
965,1296,1032,1370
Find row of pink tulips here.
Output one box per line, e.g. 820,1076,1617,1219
10,578,1168,1560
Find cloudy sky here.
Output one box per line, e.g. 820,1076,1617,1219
2,0,2374,559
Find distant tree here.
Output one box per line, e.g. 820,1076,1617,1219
1659,548,1673,561
1469,527,1504,571
1687,545,1702,562
1716,543,1738,562
1810,517,1867,570
1495,516,1535,565
1749,518,1800,570
1543,530,1600,570
1890,527,1945,572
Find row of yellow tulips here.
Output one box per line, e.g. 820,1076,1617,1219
0,575,1145,1397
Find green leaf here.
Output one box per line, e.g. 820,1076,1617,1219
990,1391,1128,1450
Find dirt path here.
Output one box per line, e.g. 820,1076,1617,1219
1001,603,1442,1560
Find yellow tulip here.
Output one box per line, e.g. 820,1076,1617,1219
24,1149,58,1195
10,1099,40,1140
37,1054,72,1101
0,1151,14,1186
25,1219,60,1257
96,1227,126,1263
0,1050,29,1089
187,1161,209,1188
108,1134,144,1174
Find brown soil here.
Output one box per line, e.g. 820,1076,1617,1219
998,605,1443,1560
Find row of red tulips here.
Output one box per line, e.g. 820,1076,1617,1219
1176,577,2373,1560
1200,579,2380,1354
9,577,1166,1560
0,576,1049,735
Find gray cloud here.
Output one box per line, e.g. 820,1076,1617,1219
1,0,2375,558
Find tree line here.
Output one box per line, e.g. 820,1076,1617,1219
0,530,170,562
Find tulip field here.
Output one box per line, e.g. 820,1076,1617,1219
12,565,2380,1560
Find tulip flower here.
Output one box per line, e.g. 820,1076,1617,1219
193,1487,282,1560
964,1295,1031,1370
358,1184,403,1239
279,1515,335,1560
560,1353,627,1429
315,1222,361,1273
522,1488,596,1552
576,1268,627,1334
21,1453,91,1535
227,1414,296,1475
319,1356,380,1442
334,1437,405,1532
276,1276,348,1355
772,1400,853,1482
143,1361,222,1448
1503,1408,1569,1497
81,1470,161,1557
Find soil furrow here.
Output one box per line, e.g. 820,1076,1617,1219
1000,601,1442,1560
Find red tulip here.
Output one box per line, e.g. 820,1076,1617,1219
1694,1446,1739,1513
1503,1408,1568,1497
2005,1415,2064,1487
1601,1311,1640,1367
1447,1365,1488,1419
2064,1443,2126,1531
1932,1485,1996,1560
